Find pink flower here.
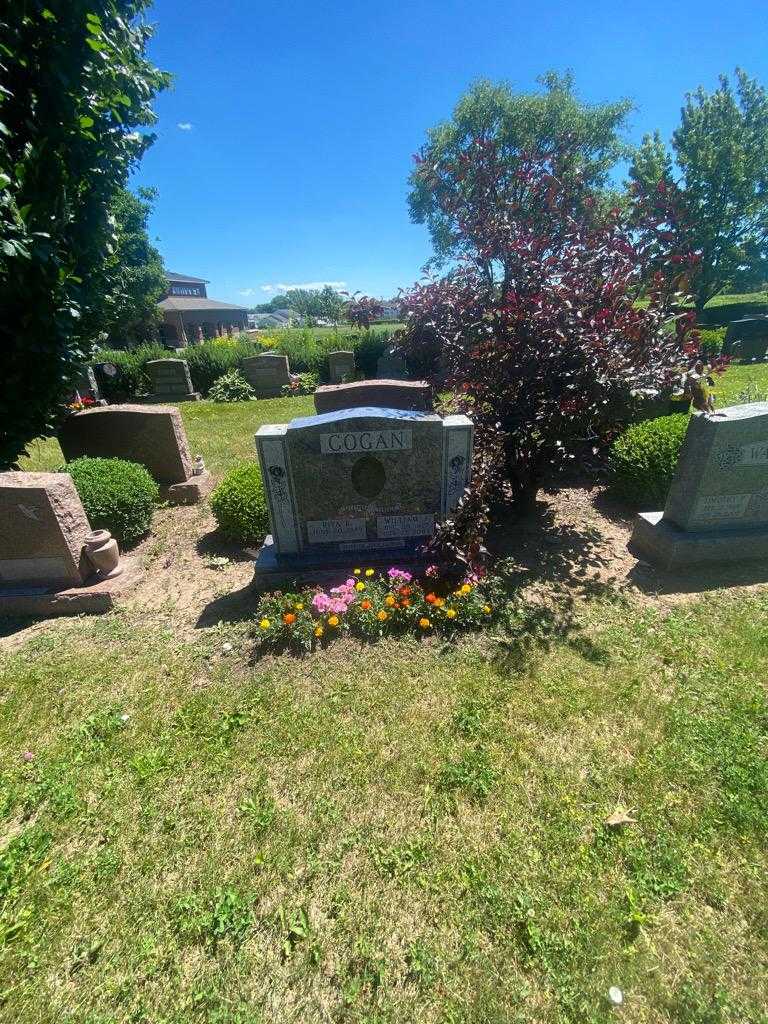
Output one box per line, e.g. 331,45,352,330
21,751,34,762
425,564,440,578
312,592,332,614
387,568,413,582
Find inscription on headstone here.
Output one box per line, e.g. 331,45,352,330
146,359,200,402
376,355,408,380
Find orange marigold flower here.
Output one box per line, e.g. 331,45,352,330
418,617,431,629
399,585,412,597
328,615,340,627
400,598,411,608
425,593,437,604
434,597,445,608
377,610,388,621
283,612,296,625
384,594,396,607
361,599,372,611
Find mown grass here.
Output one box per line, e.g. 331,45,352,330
0,588,766,1022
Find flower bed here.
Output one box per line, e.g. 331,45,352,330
254,566,500,654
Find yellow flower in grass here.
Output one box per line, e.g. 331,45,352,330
377,610,388,622
314,626,324,638
259,618,271,630
446,608,457,620
460,584,472,595
355,581,366,592
384,594,396,607
365,568,375,577
328,615,340,628
418,617,431,630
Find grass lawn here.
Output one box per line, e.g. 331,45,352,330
3,368,768,1023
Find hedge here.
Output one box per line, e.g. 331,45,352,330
66,456,159,546
608,414,689,509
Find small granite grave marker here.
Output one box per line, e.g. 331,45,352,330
58,404,213,504
145,359,201,403
629,402,768,569
68,366,102,404
328,350,356,384
241,353,291,398
376,354,408,380
254,406,473,583
313,379,432,414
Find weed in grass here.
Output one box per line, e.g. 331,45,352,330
276,904,310,961
172,887,254,948
238,787,277,833
438,745,497,801
369,836,431,879
405,939,440,989
451,698,491,738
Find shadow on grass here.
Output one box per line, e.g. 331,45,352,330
629,558,768,596
195,579,260,629
195,528,258,565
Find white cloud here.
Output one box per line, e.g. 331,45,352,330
259,280,347,294
177,122,193,131
238,288,257,297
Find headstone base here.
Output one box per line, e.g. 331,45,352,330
250,534,451,592
165,470,215,505
629,511,768,571
0,557,140,618
140,392,201,404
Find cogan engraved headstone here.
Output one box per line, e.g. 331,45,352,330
254,406,473,579
629,403,768,569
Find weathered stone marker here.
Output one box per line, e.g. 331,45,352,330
254,406,473,584
327,350,356,384
145,359,201,402
313,379,432,414
241,352,291,398
629,402,768,569
0,473,92,586
58,404,213,504
0,472,135,616
376,354,408,380
68,365,102,404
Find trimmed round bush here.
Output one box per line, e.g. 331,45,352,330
66,456,159,546
608,414,689,508
210,464,269,544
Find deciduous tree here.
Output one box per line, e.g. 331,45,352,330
629,69,768,313
0,1,169,468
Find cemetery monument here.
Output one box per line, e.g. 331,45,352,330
328,350,356,384
145,359,201,403
241,352,291,398
629,403,768,570
253,406,473,586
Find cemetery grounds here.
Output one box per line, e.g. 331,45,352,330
0,366,767,1024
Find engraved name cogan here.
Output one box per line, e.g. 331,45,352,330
320,429,412,455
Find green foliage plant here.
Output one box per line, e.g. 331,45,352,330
0,1,169,468
66,455,159,546
210,464,269,544
608,414,690,508
209,370,255,403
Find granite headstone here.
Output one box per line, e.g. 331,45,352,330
313,379,432,414
145,359,201,402
241,353,291,397
327,350,356,384
0,472,92,585
629,402,768,569
376,354,408,380
254,406,473,581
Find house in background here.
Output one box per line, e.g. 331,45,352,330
159,272,248,346
247,308,299,330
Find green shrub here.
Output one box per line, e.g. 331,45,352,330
209,369,255,403
282,371,318,397
210,464,269,544
698,327,726,356
608,414,689,508
66,456,159,546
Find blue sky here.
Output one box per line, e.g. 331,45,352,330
134,0,768,306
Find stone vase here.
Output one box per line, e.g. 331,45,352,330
83,530,122,579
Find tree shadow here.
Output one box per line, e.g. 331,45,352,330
628,557,768,596
195,528,258,565
195,578,260,628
